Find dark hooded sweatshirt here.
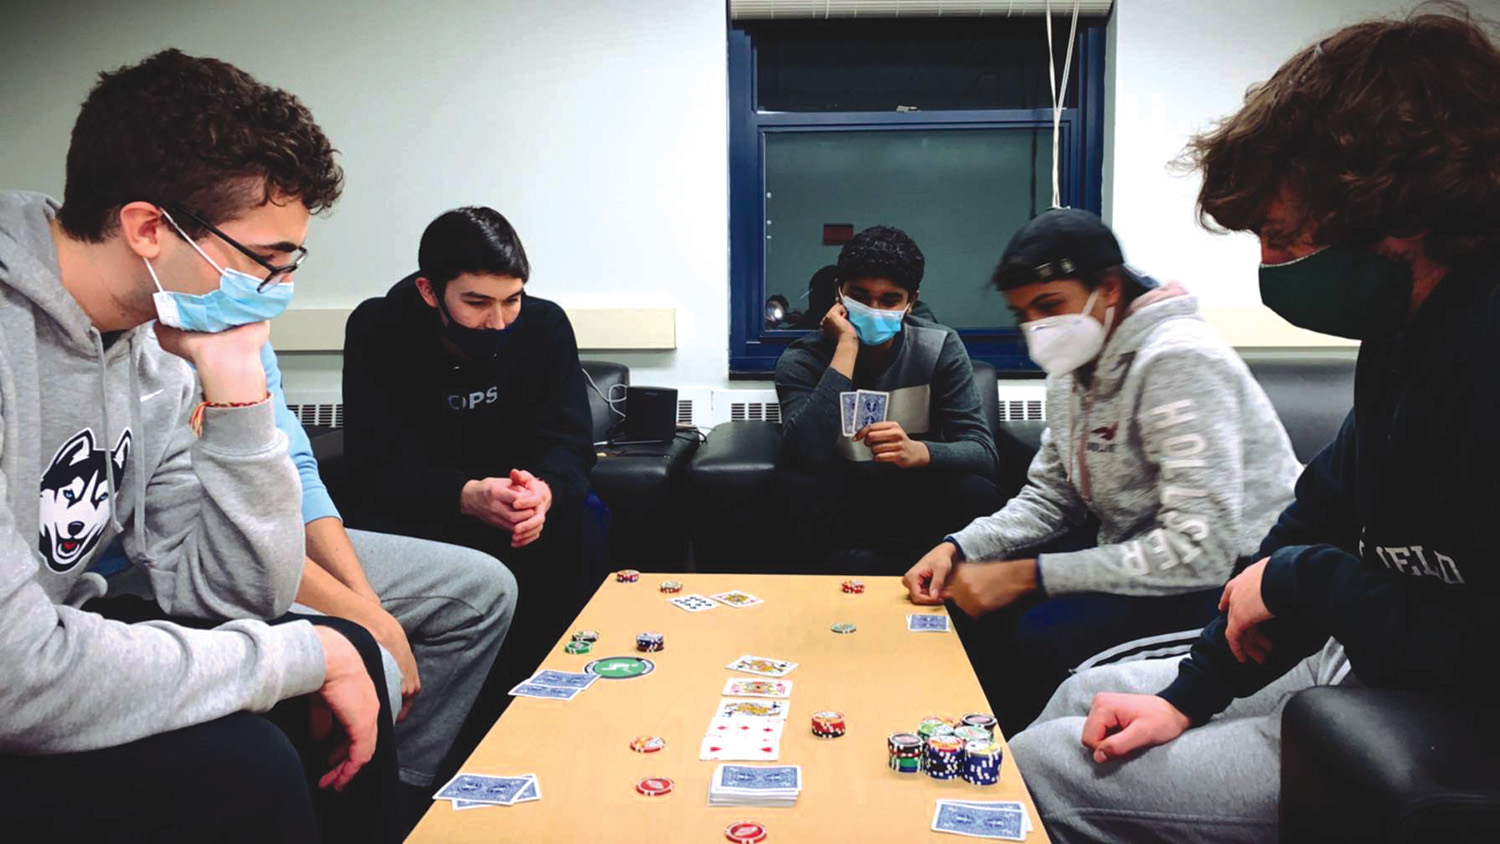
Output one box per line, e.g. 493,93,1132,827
341,274,594,534
1159,259,1500,723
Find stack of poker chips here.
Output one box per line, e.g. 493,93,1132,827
953,725,990,744
888,733,924,774
841,579,865,594
564,640,591,655
616,569,641,583
572,630,600,643
810,711,846,738
961,713,998,738
925,735,965,780
636,631,665,653
916,718,956,741
659,580,683,593
961,740,1002,786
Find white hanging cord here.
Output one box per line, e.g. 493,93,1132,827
1044,0,1082,208
582,367,628,420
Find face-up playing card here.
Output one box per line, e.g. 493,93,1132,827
840,391,858,437
714,764,802,793
706,716,785,740
699,735,780,761
930,802,1026,840
726,654,799,677
528,669,597,690
711,590,764,608
435,773,533,805
669,593,718,612
507,681,583,700
722,677,792,698
715,698,790,720
855,389,890,432
907,613,952,632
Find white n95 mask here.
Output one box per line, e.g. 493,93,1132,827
1020,287,1114,376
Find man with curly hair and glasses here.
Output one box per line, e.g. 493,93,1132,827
1008,8,1500,843
775,225,1004,572
0,49,407,840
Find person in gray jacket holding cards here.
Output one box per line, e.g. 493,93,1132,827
775,225,1003,573
903,209,1300,731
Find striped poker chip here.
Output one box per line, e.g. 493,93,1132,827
840,578,865,593
830,622,857,634
725,821,768,843
635,776,673,796
659,580,684,593
616,569,641,583
629,735,666,753
635,631,665,652
571,630,600,643
563,640,592,655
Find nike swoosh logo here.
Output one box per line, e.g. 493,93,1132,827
139,389,164,401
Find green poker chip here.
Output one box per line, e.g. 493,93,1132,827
831,623,857,634
583,656,657,679
564,640,593,655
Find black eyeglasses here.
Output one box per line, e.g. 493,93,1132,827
165,206,308,291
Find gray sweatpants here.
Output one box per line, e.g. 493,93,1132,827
1009,639,1351,844
342,529,515,787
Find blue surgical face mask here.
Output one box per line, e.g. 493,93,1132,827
144,210,294,332
842,293,909,346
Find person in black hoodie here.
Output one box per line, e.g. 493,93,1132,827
1007,9,1500,843
341,206,595,741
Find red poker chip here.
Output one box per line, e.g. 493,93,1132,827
725,821,768,843
635,776,674,796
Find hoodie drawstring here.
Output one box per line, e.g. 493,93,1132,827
89,329,150,559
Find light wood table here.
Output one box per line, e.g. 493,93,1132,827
408,574,1049,843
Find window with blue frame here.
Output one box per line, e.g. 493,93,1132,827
729,16,1108,376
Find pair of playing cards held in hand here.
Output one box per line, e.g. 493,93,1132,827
669,590,763,612
708,764,802,807
931,800,1034,841
840,389,890,437
434,773,540,810
507,668,598,701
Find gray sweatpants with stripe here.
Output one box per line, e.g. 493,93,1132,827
1009,639,1351,844
296,529,516,787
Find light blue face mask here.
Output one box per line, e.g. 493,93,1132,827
143,210,295,332
842,293,909,346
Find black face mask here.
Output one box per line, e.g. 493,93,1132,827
436,295,520,360
1258,245,1413,340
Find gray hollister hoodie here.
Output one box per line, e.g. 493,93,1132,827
950,283,1301,596
0,191,323,754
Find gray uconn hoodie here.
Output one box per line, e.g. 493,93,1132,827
950,283,1301,595
0,191,323,753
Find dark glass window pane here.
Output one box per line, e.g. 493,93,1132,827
750,18,1099,113
764,128,1051,330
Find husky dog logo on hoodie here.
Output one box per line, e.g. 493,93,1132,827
38,428,131,573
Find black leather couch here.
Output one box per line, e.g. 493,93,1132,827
582,361,699,569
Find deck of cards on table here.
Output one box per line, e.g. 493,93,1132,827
908,613,952,632
840,389,890,436
931,800,1034,840
434,773,541,810
708,764,803,807
507,669,599,700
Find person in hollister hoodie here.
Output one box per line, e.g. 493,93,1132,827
903,208,1301,731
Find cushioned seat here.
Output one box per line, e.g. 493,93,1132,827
581,360,698,570
1281,686,1500,843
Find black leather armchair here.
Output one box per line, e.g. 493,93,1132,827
1281,687,1500,842
582,360,699,570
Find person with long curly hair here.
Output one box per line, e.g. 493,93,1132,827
1008,7,1500,842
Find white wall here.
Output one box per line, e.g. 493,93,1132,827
3,0,1421,400
0,0,730,399
1105,0,1420,349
